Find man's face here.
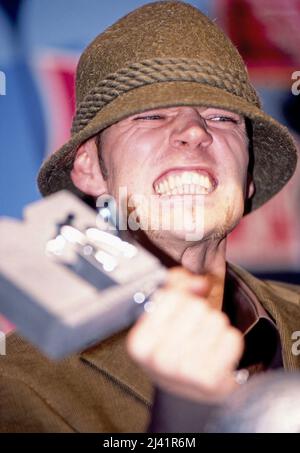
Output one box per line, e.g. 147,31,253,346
99,106,252,247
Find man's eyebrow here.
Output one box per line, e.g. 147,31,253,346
204,108,242,115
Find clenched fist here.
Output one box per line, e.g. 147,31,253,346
127,267,244,403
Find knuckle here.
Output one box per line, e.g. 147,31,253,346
226,327,243,347
150,352,174,375
151,288,171,306
126,331,148,361
217,312,228,325
188,299,208,319
168,266,184,276
209,310,229,328
166,266,187,283
197,374,222,393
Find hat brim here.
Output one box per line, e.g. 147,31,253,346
37,81,298,213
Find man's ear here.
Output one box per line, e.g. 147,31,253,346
71,138,107,196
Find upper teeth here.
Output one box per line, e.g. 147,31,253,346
154,171,215,195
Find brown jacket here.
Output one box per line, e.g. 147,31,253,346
0,263,300,433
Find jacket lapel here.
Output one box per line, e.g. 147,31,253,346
80,329,153,406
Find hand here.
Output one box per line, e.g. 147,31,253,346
127,267,244,403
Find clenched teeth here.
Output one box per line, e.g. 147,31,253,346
154,171,216,196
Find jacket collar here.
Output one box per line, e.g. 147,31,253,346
80,262,300,402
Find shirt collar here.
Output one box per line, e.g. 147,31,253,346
224,262,277,334
223,262,283,372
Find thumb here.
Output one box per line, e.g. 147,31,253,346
166,266,211,297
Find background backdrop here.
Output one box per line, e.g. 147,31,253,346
0,0,299,331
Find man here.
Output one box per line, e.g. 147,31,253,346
0,1,299,433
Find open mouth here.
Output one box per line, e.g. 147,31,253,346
153,167,218,196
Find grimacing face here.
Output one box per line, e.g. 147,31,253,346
76,106,254,250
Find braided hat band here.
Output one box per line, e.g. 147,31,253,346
37,1,298,213
71,58,261,135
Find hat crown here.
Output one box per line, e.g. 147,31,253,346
76,1,249,105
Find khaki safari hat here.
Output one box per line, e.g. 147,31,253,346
37,0,298,213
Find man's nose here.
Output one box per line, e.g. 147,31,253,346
169,116,213,151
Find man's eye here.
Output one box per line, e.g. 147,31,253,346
134,115,163,121
207,116,239,124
